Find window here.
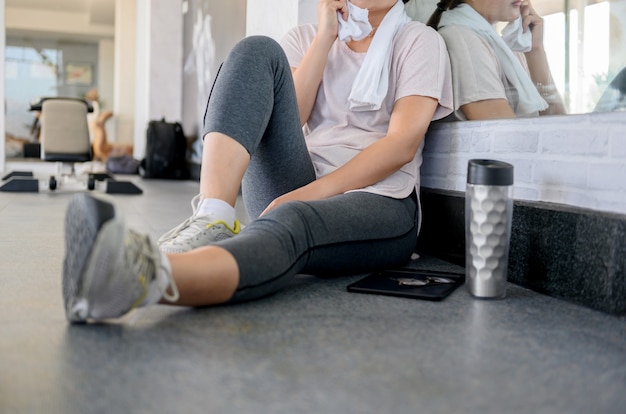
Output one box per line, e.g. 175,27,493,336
535,0,626,113
5,45,60,139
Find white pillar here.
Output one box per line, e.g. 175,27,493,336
0,0,5,173
298,0,318,25
133,0,183,159
113,0,136,146
98,38,115,140
246,0,317,40
98,40,115,112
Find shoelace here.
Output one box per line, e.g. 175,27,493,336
127,230,180,303
157,193,206,245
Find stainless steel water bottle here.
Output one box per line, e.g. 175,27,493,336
465,159,514,299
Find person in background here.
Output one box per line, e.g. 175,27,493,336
5,105,39,158
84,88,133,162
4,132,32,158
90,110,134,162
427,0,566,120
61,0,453,323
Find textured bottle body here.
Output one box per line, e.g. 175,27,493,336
465,184,513,299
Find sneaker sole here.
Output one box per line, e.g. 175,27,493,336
62,193,117,323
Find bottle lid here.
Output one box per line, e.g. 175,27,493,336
467,159,514,185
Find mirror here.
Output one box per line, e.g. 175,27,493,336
4,0,115,159
406,0,626,119
3,0,625,164
533,0,625,114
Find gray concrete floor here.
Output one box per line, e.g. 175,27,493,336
1,174,625,414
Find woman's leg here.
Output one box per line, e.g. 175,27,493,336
163,190,417,306
160,36,317,304
159,36,316,254
62,189,416,322
91,111,113,161
200,35,316,217
91,111,133,161
219,191,419,303
166,244,240,306
199,133,250,207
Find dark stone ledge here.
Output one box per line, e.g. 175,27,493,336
416,187,626,316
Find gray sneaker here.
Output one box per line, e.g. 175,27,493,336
157,194,241,254
63,193,179,323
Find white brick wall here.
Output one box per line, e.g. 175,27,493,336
421,111,626,215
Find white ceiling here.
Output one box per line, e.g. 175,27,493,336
7,0,91,12
6,0,115,25
6,0,116,42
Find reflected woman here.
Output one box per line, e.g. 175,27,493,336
427,0,566,120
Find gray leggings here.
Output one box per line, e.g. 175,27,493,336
202,36,418,303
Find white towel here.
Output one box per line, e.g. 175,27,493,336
342,0,411,111
439,4,547,114
337,1,372,41
501,16,532,52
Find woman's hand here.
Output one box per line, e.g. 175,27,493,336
317,0,348,41
521,0,544,51
293,0,348,125
520,0,566,115
260,184,325,217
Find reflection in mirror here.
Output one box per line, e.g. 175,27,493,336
409,0,626,120
535,0,626,114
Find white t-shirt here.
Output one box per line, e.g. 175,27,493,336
281,21,453,199
438,25,536,120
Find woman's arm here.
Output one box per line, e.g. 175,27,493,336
261,95,438,215
439,26,517,120
521,0,566,115
292,0,348,124
460,99,516,120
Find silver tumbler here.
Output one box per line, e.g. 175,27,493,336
465,159,514,299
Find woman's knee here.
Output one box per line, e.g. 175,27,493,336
231,36,286,65
269,201,316,229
